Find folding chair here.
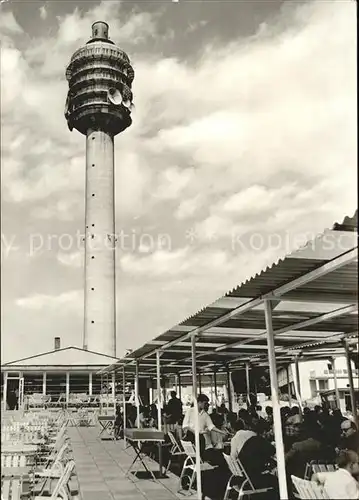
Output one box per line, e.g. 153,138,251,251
304,461,337,480
164,431,186,474
1,477,23,500
178,440,213,496
223,454,244,500
236,456,274,499
35,443,70,478
33,460,77,500
1,455,27,468
1,454,32,500
291,475,329,500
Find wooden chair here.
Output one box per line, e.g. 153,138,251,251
165,431,186,474
291,475,329,500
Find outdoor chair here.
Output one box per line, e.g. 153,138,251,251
235,456,274,499
1,455,32,500
33,460,77,500
48,394,65,409
27,394,48,410
304,461,337,480
291,475,329,500
1,476,24,500
35,442,70,478
222,453,244,500
165,431,186,473
178,440,213,496
1,455,27,468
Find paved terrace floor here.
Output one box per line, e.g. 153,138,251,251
67,426,184,500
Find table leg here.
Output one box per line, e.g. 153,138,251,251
126,443,143,476
158,443,163,478
126,441,159,482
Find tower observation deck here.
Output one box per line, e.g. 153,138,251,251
65,22,135,356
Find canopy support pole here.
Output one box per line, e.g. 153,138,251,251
286,365,291,408
191,334,202,500
213,369,218,404
162,375,167,405
156,351,162,431
178,373,182,401
112,372,116,413
343,340,357,426
226,365,232,412
294,357,301,398
135,360,140,427
122,368,127,447
264,299,288,500
245,363,251,408
331,357,340,410
3,372,7,412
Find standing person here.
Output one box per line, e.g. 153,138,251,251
114,405,123,439
182,394,226,457
14,388,19,410
166,391,183,425
7,389,17,410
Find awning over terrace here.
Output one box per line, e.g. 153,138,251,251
104,211,357,500
101,211,358,378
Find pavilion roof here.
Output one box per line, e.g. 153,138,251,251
101,211,358,379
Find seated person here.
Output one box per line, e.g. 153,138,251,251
265,406,274,425
210,408,224,428
285,424,326,479
340,420,359,453
238,432,278,499
312,449,359,499
230,419,256,459
287,406,302,425
135,406,146,428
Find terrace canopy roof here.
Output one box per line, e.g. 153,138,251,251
102,212,358,379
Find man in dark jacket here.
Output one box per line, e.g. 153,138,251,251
166,391,183,424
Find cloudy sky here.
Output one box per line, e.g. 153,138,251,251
1,0,357,363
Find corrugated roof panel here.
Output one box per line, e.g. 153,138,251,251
115,211,357,373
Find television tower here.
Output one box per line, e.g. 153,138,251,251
65,22,134,356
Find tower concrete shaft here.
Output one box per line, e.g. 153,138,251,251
65,22,134,357
84,130,116,355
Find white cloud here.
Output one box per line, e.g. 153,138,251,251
120,248,190,276
1,0,357,361
16,290,82,312
121,247,237,279
57,252,83,268
175,195,203,220
153,166,194,201
220,185,297,215
0,11,23,34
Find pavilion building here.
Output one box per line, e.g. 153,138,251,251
1,338,119,409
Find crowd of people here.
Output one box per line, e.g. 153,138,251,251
114,391,359,499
